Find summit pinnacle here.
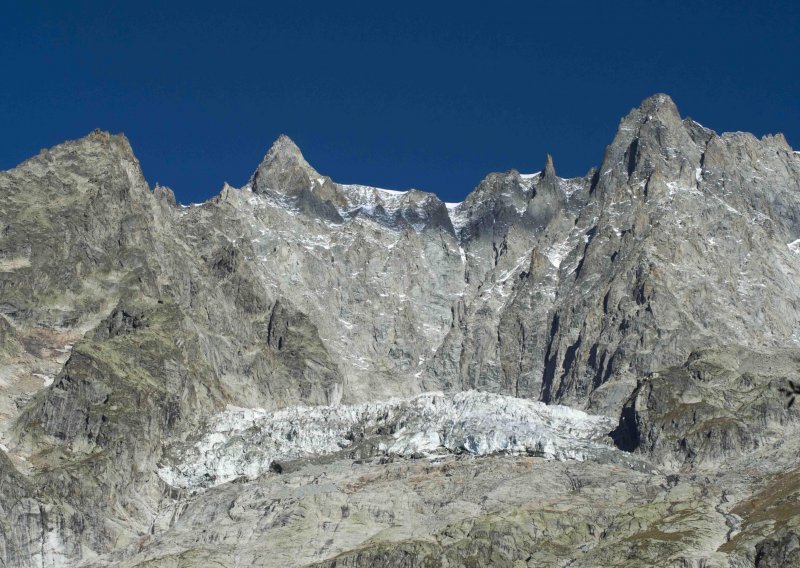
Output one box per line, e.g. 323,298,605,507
542,153,556,179
250,134,321,195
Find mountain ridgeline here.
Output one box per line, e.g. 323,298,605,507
2,94,800,566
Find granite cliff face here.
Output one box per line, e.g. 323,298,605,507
1,95,800,567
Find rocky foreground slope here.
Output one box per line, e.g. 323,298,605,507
1,94,800,566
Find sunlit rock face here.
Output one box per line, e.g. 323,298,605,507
1,95,800,566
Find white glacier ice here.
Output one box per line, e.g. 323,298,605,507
158,391,618,490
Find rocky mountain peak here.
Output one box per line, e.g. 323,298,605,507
249,134,321,195
593,94,704,190
7,129,150,206
267,133,306,161
612,93,683,142
52,129,138,164
636,92,680,120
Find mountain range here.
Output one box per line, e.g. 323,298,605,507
1,94,800,566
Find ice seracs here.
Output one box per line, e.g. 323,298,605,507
158,391,618,490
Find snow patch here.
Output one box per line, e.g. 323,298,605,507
32,373,54,387
561,179,583,199
446,202,468,233
546,238,573,269
339,184,409,209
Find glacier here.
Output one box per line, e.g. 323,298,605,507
158,391,618,490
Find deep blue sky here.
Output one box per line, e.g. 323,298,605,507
2,1,798,203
